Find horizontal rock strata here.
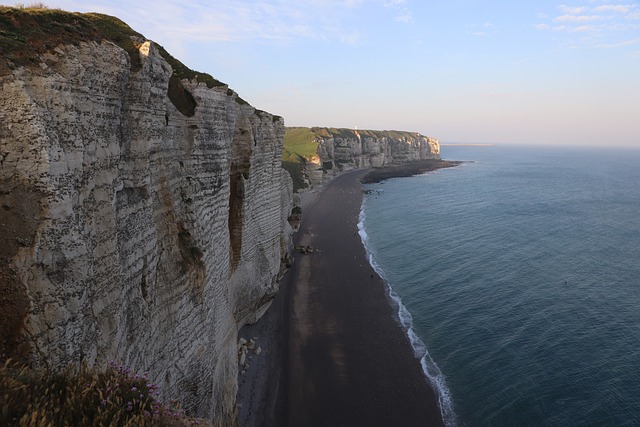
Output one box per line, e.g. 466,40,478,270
0,11,292,425
293,127,440,188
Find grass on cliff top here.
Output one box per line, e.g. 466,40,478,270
282,126,426,167
0,6,226,89
283,127,319,162
282,128,321,192
311,127,421,141
282,126,430,191
0,6,142,70
0,361,208,426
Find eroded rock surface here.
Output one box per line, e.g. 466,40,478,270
0,28,292,425
296,128,440,188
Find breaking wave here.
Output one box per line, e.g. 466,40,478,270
357,204,457,427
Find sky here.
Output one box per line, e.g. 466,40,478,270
4,1,640,146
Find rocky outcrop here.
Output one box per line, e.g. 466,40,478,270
0,10,292,425
288,127,440,188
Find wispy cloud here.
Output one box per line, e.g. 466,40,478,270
469,22,493,38
535,2,640,53
593,4,632,13
554,14,603,22
394,8,412,23
559,5,587,14
598,37,640,48
340,30,363,45
571,25,596,32
42,0,380,45
383,0,413,24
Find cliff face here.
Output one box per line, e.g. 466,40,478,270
317,128,440,168
284,127,440,189
0,10,292,424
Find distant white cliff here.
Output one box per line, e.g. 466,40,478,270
285,127,441,189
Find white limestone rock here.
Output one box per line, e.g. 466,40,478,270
0,37,293,425
309,129,440,185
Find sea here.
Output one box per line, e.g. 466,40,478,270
358,144,640,426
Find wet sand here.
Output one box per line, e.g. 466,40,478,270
238,168,445,426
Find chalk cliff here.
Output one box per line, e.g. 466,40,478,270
284,127,440,189
0,9,292,425
317,128,440,168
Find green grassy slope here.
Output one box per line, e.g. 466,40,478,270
283,127,319,161
0,6,258,114
282,127,320,191
282,126,429,191
0,6,219,80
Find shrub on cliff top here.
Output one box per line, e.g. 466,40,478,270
0,361,208,426
0,7,144,71
13,3,48,9
0,6,225,89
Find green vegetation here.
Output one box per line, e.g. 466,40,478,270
0,361,207,426
283,127,320,161
0,7,144,71
0,6,259,117
0,6,244,114
281,126,426,191
0,6,223,84
83,13,144,71
156,44,225,89
282,127,321,191
311,127,419,141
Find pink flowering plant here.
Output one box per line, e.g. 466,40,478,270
0,360,206,426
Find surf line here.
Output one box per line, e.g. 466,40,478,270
357,200,457,427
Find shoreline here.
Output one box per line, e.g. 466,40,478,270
357,206,456,426
361,159,461,184
238,163,457,426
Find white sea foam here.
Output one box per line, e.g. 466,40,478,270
358,200,457,427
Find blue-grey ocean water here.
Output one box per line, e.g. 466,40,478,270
359,145,640,426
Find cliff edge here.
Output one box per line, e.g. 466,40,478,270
0,7,293,424
283,126,440,190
